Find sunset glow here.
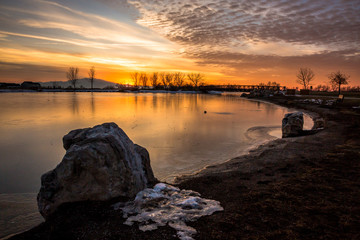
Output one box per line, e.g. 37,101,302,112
0,0,359,86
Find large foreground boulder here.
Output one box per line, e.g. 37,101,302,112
282,112,304,138
37,122,157,219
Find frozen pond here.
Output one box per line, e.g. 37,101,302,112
0,92,312,238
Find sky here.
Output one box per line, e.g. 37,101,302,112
0,0,359,87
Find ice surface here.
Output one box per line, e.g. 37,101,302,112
114,183,223,240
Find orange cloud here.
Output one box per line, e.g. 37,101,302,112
0,0,359,87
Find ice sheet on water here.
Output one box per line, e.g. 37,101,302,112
114,183,223,240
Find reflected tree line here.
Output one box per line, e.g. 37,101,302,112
67,91,206,117
69,92,96,116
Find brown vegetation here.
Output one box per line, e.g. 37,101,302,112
328,71,350,95
187,73,205,88
296,67,315,90
150,72,159,87
129,71,205,89
259,81,281,87
130,72,140,87
88,66,96,90
66,67,79,89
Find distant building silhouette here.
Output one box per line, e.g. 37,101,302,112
21,81,41,90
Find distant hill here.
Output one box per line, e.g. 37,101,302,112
40,78,117,89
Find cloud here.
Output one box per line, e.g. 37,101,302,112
129,0,359,50
0,0,190,79
183,48,360,85
127,0,360,84
0,1,169,48
188,49,360,70
0,0,359,85
0,61,66,82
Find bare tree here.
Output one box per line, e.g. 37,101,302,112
258,82,266,87
328,71,350,95
268,81,280,87
315,84,330,92
140,72,148,87
150,72,159,88
296,67,315,90
174,72,186,88
165,73,174,88
88,66,96,90
187,73,204,88
130,72,140,87
66,67,79,89
160,72,166,88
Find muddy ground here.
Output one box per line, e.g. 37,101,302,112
10,96,360,240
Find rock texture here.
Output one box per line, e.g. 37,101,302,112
37,122,157,219
282,112,304,138
313,118,325,129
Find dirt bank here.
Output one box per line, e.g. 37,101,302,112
176,96,360,239
10,96,360,240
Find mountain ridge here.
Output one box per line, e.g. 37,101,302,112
40,78,117,89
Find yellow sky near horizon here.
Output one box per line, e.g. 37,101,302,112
0,0,359,87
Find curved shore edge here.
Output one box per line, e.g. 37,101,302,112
175,96,360,239
8,96,360,240
155,97,315,184
162,124,282,184
174,99,316,183
174,97,342,183
172,125,281,183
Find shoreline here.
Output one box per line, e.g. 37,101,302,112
176,97,318,182
174,125,280,184
164,124,281,184
9,95,360,239
174,97,316,184
176,96,360,239
0,93,289,239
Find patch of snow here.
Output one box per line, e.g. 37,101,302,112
298,98,336,106
207,91,222,95
114,183,223,240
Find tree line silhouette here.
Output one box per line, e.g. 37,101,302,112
130,72,205,89
66,67,206,91
296,67,350,94
64,66,356,94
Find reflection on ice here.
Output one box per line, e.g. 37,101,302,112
114,183,223,240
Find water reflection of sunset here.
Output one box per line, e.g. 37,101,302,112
0,92,313,193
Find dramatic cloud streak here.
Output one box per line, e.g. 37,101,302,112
129,0,360,84
0,0,359,86
130,0,359,49
0,0,191,82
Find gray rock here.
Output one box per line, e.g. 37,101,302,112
282,112,304,138
313,118,325,129
37,122,157,219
